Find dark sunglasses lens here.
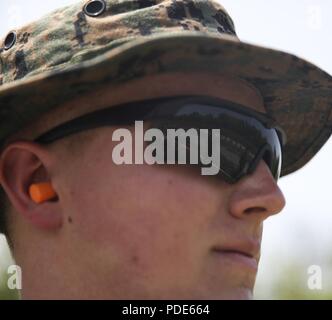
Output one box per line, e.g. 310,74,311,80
149,102,283,183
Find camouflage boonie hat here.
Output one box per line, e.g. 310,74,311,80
0,0,331,176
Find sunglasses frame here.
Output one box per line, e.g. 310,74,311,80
33,95,285,183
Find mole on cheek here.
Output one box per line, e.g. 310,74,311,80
68,216,73,223
131,255,139,264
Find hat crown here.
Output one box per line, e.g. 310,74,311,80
0,0,236,86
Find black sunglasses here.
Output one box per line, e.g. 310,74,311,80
34,95,285,184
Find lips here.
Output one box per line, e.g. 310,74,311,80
211,241,260,270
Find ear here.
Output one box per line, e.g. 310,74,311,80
0,141,63,230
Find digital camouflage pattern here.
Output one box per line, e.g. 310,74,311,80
0,0,331,176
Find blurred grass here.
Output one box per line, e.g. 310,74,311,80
0,271,20,300
0,236,20,300
254,261,332,299
269,264,332,300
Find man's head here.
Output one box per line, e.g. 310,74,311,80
0,72,285,299
0,0,331,300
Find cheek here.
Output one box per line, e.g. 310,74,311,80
66,156,219,281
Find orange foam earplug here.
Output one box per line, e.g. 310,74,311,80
29,182,57,204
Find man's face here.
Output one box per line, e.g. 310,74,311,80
47,73,285,300
2,72,286,299
59,126,285,299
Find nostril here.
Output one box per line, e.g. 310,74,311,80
244,207,266,214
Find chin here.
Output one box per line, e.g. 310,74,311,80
183,285,254,300
228,288,254,300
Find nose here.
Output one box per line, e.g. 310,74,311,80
228,160,286,221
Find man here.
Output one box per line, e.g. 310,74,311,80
0,0,331,299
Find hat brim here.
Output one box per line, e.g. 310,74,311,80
1,31,331,177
